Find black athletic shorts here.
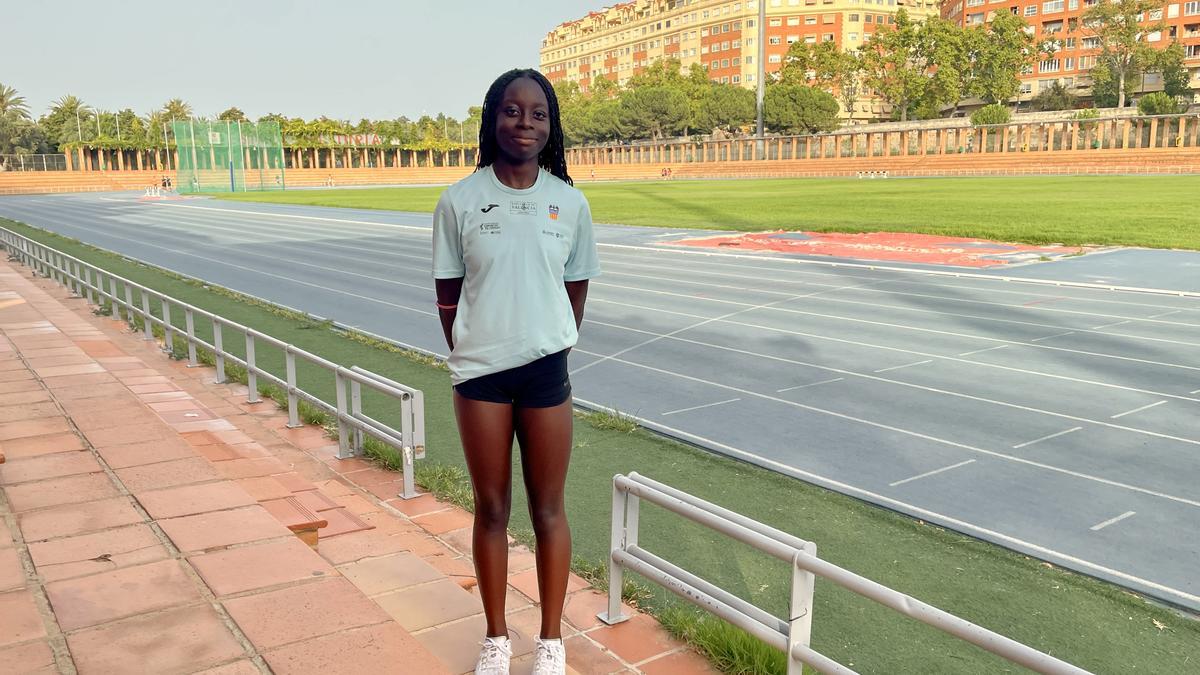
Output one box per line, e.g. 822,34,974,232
453,350,571,408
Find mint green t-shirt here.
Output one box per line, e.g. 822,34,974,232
431,166,601,385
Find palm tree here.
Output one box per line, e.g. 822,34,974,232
160,98,193,121
1,83,31,120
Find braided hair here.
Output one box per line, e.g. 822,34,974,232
476,69,572,186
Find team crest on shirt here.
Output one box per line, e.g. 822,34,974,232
509,201,538,216
548,204,559,220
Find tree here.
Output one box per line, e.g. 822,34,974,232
583,99,625,142
1089,61,1125,107
860,10,934,121
1154,41,1189,100
776,41,863,116
0,115,48,166
218,107,247,121
1083,0,1166,109
619,86,689,139
0,84,30,120
1137,91,1181,115
1028,82,1078,111
970,12,1044,105
694,84,756,133
764,85,839,134
160,98,193,121
40,95,93,149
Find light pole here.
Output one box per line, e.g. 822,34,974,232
756,0,766,159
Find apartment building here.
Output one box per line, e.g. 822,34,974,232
943,0,1200,102
539,0,941,119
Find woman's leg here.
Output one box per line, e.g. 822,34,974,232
454,392,516,638
514,399,574,639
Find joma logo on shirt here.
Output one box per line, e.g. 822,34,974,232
480,203,499,213
509,201,538,216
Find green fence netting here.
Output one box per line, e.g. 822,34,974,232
172,120,285,193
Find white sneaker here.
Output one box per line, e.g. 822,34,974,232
531,637,566,675
474,635,512,674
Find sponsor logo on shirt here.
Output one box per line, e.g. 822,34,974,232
548,204,559,220
542,229,563,239
480,222,501,235
481,203,499,213
509,200,538,216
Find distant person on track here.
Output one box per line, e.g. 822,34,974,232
432,68,599,675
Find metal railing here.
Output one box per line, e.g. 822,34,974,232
0,153,68,172
601,473,1092,675
0,226,426,498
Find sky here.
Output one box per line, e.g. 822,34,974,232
7,0,604,123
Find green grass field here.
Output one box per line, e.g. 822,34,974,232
5,216,1197,674
217,175,1200,250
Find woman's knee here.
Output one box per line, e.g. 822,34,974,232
474,494,512,531
529,501,568,536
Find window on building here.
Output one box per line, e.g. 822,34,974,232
769,35,782,44
733,74,741,83
805,34,817,42
1186,0,1200,14
1042,0,1063,12
1020,82,1033,94
822,32,834,40
1040,58,1060,72
823,13,835,22
788,16,800,25
721,76,730,83
1025,5,1037,15
806,16,817,24
712,60,720,68
849,13,860,20
865,14,873,21
746,55,753,63
1064,57,1074,70
769,54,783,62
770,17,782,26
787,34,799,42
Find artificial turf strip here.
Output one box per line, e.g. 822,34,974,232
215,175,1200,250
3,217,1197,674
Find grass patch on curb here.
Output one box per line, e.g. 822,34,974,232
215,175,1200,249
4,216,1198,674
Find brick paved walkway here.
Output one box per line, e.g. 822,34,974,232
0,259,716,675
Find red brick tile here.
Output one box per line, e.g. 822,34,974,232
158,505,290,553
118,375,173,387
263,621,449,675
213,457,290,480
311,529,416,566
0,402,59,423
170,418,237,434
563,590,634,633
508,567,589,605
44,382,127,401
562,635,628,674
271,471,316,493
0,379,43,395
385,493,447,518
0,418,71,442
0,390,51,407
331,493,381,515
194,442,242,461
28,523,169,583
136,482,257,520
4,472,119,512
181,430,221,446
0,589,46,648
413,614,525,673
0,639,57,674
338,551,442,596
227,441,273,459
1,432,86,460
81,423,173,447
114,456,221,492
67,603,244,674
412,507,475,535
191,538,336,596
0,370,35,384
291,488,339,513
0,526,11,550
0,548,24,592
17,496,143,541
93,438,197,469
45,559,202,630
639,647,721,674
315,507,373,538
126,382,182,394
375,576,483,631
223,577,391,650
136,390,193,403
233,476,291,501
0,449,99,485
211,429,254,445
41,372,116,389
70,408,160,432
77,341,127,358
191,660,260,675
587,613,678,665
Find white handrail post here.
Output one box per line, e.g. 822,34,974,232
109,278,120,321
599,476,633,625
184,308,198,366
787,542,818,675
334,369,352,459
245,332,259,402
213,319,225,383
161,299,173,354
285,349,301,427
141,291,153,340
124,284,134,329
399,396,418,499
350,379,364,452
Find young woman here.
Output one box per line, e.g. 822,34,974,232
432,69,600,675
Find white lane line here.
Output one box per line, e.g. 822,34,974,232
889,459,977,487
1013,426,1083,449
1090,511,1136,531
1110,400,1167,419
777,377,844,393
573,397,1200,607
1092,320,1131,330
572,348,1200,508
1149,310,1182,319
1030,330,1076,343
150,201,431,233
593,280,1200,372
957,345,1009,357
1192,389,1200,395
873,359,932,373
661,398,741,416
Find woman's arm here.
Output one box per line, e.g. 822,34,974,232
565,280,589,331
435,277,463,351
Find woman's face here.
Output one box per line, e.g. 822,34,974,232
495,77,550,165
